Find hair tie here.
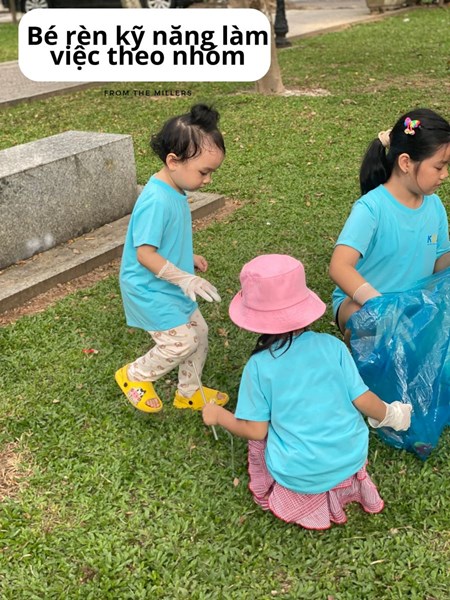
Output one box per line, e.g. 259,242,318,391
377,128,392,149
404,117,421,135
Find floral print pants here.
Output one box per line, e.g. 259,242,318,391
127,309,208,397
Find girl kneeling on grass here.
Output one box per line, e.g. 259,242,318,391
202,255,411,530
329,108,450,343
116,104,228,413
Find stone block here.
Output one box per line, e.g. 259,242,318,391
365,0,405,12
0,190,225,314
0,130,137,269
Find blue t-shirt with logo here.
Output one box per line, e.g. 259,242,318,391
332,185,450,317
234,332,369,494
119,176,197,331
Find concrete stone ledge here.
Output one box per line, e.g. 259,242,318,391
0,191,224,314
0,130,137,269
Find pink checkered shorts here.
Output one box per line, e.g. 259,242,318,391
248,440,384,530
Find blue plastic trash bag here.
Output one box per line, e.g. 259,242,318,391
348,268,450,459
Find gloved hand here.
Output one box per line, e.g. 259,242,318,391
157,260,221,303
368,401,412,431
353,282,381,305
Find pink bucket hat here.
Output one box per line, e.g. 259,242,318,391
229,254,326,334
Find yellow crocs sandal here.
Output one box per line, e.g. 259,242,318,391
173,386,229,411
115,365,163,413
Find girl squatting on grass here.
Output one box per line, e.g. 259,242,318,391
202,255,412,530
329,108,450,343
116,104,229,413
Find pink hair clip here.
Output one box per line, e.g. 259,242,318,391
404,117,421,135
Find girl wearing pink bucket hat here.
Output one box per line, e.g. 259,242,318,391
203,255,411,530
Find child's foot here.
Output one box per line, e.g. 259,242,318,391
173,387,229,411
115,365,163,413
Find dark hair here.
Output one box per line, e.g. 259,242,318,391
359,108,450,195
150,103,225,163
251,331,298,358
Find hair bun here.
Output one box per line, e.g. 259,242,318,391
189,103,220,131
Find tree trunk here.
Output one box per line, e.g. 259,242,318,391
255,5,285,95
121,0,142,7
9,0,17,24
229,0,285,95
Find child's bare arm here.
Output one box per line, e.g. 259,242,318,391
202,404,268,441
434,251,450,273
329,245,374,298
329,245,381,305
136,244,166,274
329,245,365,295
353,390,387,421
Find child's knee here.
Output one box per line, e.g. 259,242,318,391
338,298,360,333
165,329,203,360
183,328,204,356
344,328,352,349
189,314,208,340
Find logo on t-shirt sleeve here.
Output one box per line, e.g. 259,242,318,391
427,233,438,245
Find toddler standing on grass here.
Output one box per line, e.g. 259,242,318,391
203,255,411,530
116,104,229,413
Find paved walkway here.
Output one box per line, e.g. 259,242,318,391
0,0,382,108
286,0,372,38
0,62,97,108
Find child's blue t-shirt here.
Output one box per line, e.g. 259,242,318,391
332,185,450,317
119,176,197,331
234,331,369,494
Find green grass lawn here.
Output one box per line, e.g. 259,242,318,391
1,7,450,599
0,23,18,62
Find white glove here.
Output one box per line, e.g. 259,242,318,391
368,401,412,431
353,282,381,305
157,260,221,303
